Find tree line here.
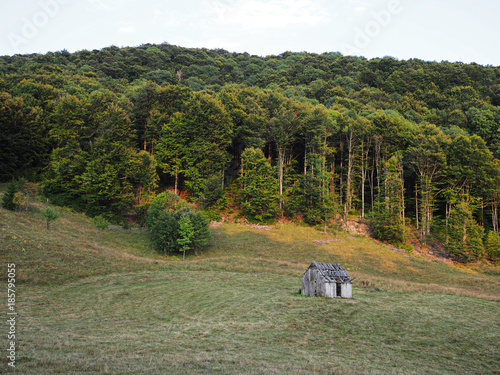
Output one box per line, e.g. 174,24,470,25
1,44,499,261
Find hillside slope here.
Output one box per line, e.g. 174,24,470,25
1,202,499,374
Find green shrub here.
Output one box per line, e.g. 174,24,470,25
203,209,221,222
150,210,180,255
146,191,185,228
42,207,60,230
2,179,24,211
147,193,210,258
13,192,27,212
93,215,110,237
189,210,211,252
485,231,500,261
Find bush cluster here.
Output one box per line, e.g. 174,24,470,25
147,191,210,258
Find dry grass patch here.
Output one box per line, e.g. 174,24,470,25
1,202,160,286
194,222,500,300
1,200,499,374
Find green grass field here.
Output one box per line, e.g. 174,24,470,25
1,198,499,374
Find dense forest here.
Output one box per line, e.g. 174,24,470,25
1,43,500,261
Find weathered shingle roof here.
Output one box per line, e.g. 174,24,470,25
308,262,352,283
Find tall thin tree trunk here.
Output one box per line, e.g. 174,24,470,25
369,159,375,213
493,201,498,232
417,173,432,239
322,150,326,204
310,160,314,206
374,136,382,209
175,170,178,195
401,166,405,227
339,141,344,208
303,149,307,195
445,203,450,245
361,176,365,219
330,160,335,204
462,218,467,246
278,148,284,209
384,167,389,210
425,175,432,236
415,180,419,231
360,135,371,220
360,140,366,219
345,130,354,223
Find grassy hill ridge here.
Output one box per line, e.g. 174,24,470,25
1,200,499,374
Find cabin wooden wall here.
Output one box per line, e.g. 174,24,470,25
301,267,352,298
301,268,317,296
341,283,352,298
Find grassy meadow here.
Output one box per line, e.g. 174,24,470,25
1,195,499,374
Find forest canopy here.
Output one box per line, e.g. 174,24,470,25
1,43,499,261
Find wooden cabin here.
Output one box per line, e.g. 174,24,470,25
301,262,353,298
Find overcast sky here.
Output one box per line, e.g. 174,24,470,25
1,0,499,66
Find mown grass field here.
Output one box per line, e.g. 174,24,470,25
1,196,499,374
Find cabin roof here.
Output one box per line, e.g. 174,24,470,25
306,262,352,283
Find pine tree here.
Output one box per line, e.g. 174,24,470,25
1,180,18,211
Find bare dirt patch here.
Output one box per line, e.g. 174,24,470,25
345,218,372,236
246,223,273,230
209,221,223,228
312,238,341,245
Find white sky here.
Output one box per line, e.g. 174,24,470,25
0,0,499,66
